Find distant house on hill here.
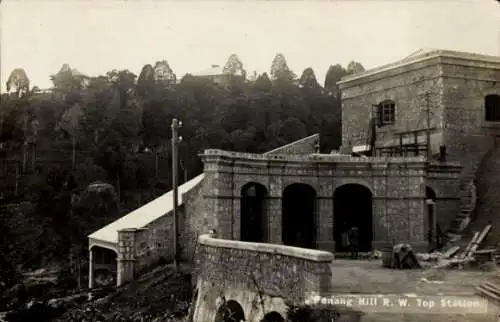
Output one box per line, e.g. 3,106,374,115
50,64,90,90
191,64,244,85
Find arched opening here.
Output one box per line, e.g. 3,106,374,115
214,299,245,322
485,94,500,122
333,184,373,252
282,183,317,248
426,186,437,249
91,246,117,287
241,182,268,242
261,311,285,322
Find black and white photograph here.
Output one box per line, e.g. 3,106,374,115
0,1,499,321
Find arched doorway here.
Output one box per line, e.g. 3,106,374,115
241,182,268,242
333,184,373,252
261,311,285,322
214,300,245,322
282,183,317,248
426,186,437,248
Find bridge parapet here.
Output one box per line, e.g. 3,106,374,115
192,234,334,322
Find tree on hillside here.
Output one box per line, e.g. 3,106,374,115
298,67,320,89
78,82,119,148
270,53,296,83
106,69,137,110
223,54,247,79
253,73,272,92
58,103,84,169
6,68,30,98
153,60,176,84
347,61,365,74
324,64,349,98
136,64,155,98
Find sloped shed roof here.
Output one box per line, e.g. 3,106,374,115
88,174,205,244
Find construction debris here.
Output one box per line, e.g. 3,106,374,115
476,282,500,305
428,224,493,270
386,224,495,271
382,243,421,269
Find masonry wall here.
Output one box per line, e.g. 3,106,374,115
134,213,175,273
441,62,500,178
426,163,462,231
181,175,217,261
339,59,445,149
192,235,334,322
200,150,429,252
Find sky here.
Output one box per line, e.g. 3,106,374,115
1,0,499,92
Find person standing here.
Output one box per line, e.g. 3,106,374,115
341,228,350,252
348,226,359,260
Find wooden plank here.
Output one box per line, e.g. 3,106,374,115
467,224,492,257
442,246,460,259
474,249,496,254
458,231,479,260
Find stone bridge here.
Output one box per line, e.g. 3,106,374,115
192,234,334,322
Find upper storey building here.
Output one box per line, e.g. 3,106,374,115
338,48,500,178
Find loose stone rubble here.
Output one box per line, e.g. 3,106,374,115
385,224,496,271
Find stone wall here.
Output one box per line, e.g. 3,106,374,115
117,228,141,287
440,62,500,177
135,214,175,273
264,133,319,155
426,162,462,231
181,175,216,261
132,175,213,270
338,50,500,180
200,149,430,251
338,58,445,149
192,234,334,322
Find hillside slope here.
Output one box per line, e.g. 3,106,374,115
57,264,193,322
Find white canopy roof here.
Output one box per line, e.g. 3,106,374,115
88,174,205,244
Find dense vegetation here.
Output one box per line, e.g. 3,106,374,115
0,53,364,292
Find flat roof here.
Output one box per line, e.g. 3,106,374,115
337,49,500,86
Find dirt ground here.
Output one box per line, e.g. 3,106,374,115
329,259,500,322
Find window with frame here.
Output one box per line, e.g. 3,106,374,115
377,100,396,126
485,94,500,122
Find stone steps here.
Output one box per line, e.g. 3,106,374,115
447,143,500,237
467,142,500,247
447,186,475,235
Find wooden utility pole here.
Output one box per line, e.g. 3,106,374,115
171,118,183,270
370,104,379,156
425,92,432,161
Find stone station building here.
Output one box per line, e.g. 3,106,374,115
200,148,459,254
87,48,500,289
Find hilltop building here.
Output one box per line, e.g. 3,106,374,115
50,64,90,89
88,49,500,297
191,64,245,85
